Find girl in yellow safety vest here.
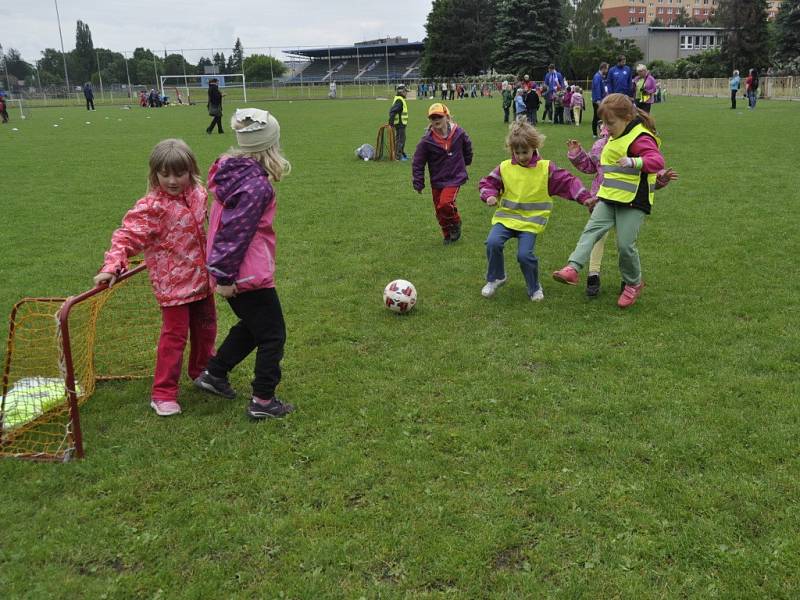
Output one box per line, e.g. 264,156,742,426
553,93,665,308
478,121,594,302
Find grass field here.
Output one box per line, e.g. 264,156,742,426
1,96,799,598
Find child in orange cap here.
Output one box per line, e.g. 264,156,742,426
411,103,473,244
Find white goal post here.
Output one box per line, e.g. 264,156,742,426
158,73,248,104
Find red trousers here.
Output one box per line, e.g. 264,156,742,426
431,187,461,238
152,295,217,402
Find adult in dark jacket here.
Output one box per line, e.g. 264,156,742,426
206,78,224,134
412,103,473,244
607,55,632,97
591,62,609,137
524,87,540,125
83,82,95,111
388,84,409,160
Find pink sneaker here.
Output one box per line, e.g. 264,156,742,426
618,282,645,308
552,265,579,285
150,400,182,416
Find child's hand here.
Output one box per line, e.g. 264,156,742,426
566,139,582,153
216,284,237,298
617,157,641,169
486,196,498,206
584,196,599,212
93,272,117,288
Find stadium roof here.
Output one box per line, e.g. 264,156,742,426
286,41,424,58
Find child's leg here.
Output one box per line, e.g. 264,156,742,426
242,289,286,400
187,295,217,380
567,202,616,271
433,187,461,238
485,223,513,282
515,232,540,295
614,207,647,285
588,231,610,275
206,312,257,380
152,304,191,401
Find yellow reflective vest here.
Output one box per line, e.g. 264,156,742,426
598,123,661,206
492,159,552,234
390,95,408,126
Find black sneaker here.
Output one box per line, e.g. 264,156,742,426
194,370,236,399
449,223,462,242
247,397,294,420
586,274,601,298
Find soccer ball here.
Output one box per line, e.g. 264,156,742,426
383,279,417,314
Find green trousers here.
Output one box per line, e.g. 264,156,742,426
567,201,646,285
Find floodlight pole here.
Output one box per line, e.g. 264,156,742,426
96,50,105,101
123,51,132,99
180,49,190,103
54,0,70,93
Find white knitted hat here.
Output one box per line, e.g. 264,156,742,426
233,108,280,152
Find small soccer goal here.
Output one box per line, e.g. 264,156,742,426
159,73,248,105
1,264,161,461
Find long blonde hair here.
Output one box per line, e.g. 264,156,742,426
227,116,291,181
597,93,657,134
147,138,202,191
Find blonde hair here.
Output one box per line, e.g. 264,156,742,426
147,138,201,191
505,121,545,153
597,93,657,135
227,115,291,181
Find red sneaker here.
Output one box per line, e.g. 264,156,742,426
618,282,645,308
552,265,579,285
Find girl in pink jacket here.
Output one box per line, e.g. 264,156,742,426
193,109,295,421
94,139,216,417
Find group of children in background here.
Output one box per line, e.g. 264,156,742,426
95,90,675,419
412,92,676,307
509,84,586,126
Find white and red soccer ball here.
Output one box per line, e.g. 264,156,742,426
383,279,417,314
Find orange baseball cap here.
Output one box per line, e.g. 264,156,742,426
427,103,450,117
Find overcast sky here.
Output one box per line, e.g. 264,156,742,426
1,1,433,63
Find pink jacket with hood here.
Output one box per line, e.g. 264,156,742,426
100,185,212,307
206,156,277,291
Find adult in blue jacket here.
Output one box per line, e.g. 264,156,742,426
590,62,609,137
607,55,632,97
543,64,566,123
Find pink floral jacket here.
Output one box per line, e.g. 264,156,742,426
100,185,213,307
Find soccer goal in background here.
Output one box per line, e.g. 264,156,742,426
1,264,161,461
159,73,248,105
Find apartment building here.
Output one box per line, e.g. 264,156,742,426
602,0,783,26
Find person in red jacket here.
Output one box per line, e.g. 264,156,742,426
411,103,473,244
94,139,216,416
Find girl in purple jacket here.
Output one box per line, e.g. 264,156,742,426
194,108,294,420
412,103,473,244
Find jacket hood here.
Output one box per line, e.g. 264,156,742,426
210,156,267,208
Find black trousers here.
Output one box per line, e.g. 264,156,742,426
503,105,510,123
542,99,554,122
591,101,600,136
730,89,737,109
635,101,651,113
0,107,8,123
393,124,406,158
208,288,286,400
207,114,224,133
85,98,94,110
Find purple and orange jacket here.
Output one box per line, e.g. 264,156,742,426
206,156,278,291
100,185,212,307
412,124,473,191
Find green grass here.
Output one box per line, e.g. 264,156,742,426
1,96,799,598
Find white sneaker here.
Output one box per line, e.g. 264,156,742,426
481,277,507,298
150,400,182,416
530,288,545,302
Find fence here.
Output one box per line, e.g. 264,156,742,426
660,77,799,101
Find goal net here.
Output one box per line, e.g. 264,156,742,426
159,73,248,105
1,264,161,461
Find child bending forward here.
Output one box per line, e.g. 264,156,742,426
478,121,593,302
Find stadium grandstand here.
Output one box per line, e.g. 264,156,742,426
285,36,423,84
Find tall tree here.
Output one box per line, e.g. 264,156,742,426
3,47,33,80
213,52,227,74
74,20,95,84
422,0,497,76
570,0,606,47
492,0,564,76
717,0,770,71
243,54,287,80
775,0,800,61
229,38,244,73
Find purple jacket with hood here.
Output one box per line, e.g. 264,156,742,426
206,156,277,290
412,124,473,191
